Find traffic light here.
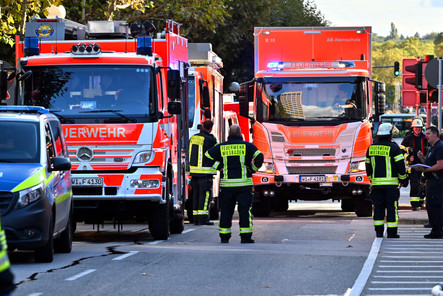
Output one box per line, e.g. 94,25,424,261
403,58,423,90
394,61,400,76
428,84,438,103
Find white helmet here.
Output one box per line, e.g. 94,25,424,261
411,118,423,128
377,123,399,136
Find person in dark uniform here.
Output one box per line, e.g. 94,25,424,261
400,118,428,210
366,123,408,238
413,126,443,239
188,120,218,225
0,217,15,296
205,124,263,243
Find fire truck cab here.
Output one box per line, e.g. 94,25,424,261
8,18,189,240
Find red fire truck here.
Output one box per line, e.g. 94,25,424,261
238,27,386,217
10,18,189,240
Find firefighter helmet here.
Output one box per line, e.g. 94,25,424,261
377,123,399,136
411,118,423,128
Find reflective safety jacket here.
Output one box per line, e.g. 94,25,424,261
189,129,218,177
205,134,264,187
365,140,408,187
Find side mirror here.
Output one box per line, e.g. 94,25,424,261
239,81,253,118
50,157,71,172
168,101,181,115
202,85,210,108
373,80,386,117
374,81,386,93
157,111,164,119
167,69,180,100
203,108,211,119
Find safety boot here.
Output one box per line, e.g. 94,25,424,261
240,234,255,243
375,225,384,238
387,227,400,238
220,233,231,244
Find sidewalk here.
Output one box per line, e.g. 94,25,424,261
398,186,428,225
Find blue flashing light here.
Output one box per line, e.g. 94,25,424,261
137,36,153,56
0,106,49,114
267,62,283,70
24,37,40,57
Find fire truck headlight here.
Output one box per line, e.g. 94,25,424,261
134,151,153,164
258,162,275,174
349,161,366,173
130,179,160,188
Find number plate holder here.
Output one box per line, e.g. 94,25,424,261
299,175,326,182
72,177,104,187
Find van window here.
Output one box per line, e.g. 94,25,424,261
45,123,55,159
49,120,67,157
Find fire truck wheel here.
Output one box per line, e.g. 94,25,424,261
271,197,288,212
170,213,184,234
186,187,194,223
252,197,271,217
355,196,373,217
35,213,54,263
54,207,73,253
341,199,355,212
149,201,170,240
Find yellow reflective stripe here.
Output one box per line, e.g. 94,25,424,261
56,189,72,205
371,178,399,185
386,155,392,178
374,220,384,226
252,150,261,159
365,158,370,164
220,178,253,187
189,166,217,174
387,222,398,228
12,167,46,192
398,174,407,180
240,228,252,233
251,163,259,172
204,191,210,211
394,154,404,162
371,157,376,178
219,227,231,234
0,249,10,272
205,151,214,160
240,154,246,180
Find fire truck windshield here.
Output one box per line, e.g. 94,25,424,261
23,65,156,123
257,77,367,123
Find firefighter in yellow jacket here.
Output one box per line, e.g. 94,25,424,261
0,217,15,296
205,124,264,243
366,123,408,238
188,120,218,225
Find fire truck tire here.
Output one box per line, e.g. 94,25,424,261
35,213,54,263
149,201,170,240
54,208,73,253
252,197,271,217
186,187,194,223
341,199,355,212
170,213,184,234
272,197,288,212
355,196,373,217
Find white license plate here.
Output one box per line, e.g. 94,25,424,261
300,176,326,182
72,177,103,186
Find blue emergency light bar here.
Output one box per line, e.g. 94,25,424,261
24,37,40,57
137,36,153,56
267,60,356,70
0,106,49,114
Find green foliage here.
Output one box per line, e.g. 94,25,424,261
372,37,435,104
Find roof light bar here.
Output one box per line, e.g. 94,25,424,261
71,43,101,56
0,106,49,113
267,61,356,70
137,36,153,56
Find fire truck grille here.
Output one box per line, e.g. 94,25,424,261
286,166,337,174
288,148,336,157
69,147,134,163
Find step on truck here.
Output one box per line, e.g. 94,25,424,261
10,17,190,240
237,27,386,217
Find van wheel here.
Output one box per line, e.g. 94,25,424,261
35,214,54,263
54,209,73,253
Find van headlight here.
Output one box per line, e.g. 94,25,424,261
17,184,43,209
134,151,153,164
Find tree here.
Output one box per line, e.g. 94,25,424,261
386,22,399,41
434,32,443,46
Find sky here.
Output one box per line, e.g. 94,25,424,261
313,0,443,37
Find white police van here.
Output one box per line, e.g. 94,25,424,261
0,106,72,262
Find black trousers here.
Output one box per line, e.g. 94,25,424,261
426,179,443,236
191,176,212,223
409,169,424,207
371,187,399,233
219,186,253,239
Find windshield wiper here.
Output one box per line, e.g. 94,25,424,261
50,110,75,123
79,109,137,123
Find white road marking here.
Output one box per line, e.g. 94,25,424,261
347,237,383,296
65,269,96,281
182,229,195,234
112,251,139,261
148,240,166,245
